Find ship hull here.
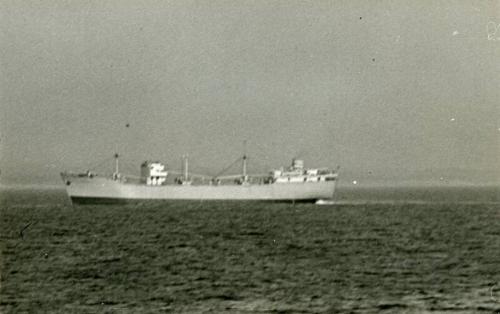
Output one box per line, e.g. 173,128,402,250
63,176,336,204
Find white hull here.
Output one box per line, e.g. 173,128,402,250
64,176,336,204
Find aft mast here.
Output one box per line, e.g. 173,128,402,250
182,154,192,185
183,154,189,182
242,140,248,183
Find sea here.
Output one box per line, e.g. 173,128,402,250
1,186,500,313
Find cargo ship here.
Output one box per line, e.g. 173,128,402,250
61,153,338,204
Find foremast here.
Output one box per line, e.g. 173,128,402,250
113,153,120,180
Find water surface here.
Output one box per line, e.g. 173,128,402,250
1,187,500,313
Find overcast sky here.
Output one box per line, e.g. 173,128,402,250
1,1,499,186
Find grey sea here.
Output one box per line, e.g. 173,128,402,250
1,186,500,313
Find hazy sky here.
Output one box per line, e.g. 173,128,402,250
1,1,499,185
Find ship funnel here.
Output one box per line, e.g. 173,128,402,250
292,159,304,170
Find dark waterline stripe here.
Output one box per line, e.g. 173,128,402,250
70,196,319,205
